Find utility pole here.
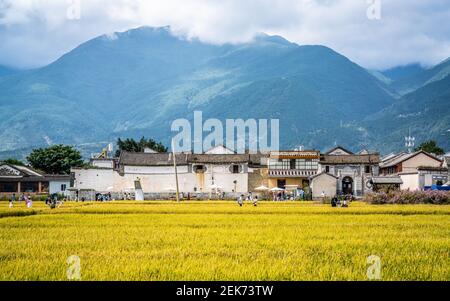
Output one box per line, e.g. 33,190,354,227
172,139,180,202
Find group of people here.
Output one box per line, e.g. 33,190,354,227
330,194,353,208
45,194,64,209
8,193,33,208
272,188,311,201
96,192,113,202
237,193,259,207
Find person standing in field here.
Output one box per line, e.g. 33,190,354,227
343,198,348,208
237,195,244,207
26,194,33,208
9,193,16,208
253,196,258,207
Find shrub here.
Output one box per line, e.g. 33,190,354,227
364,190,450,205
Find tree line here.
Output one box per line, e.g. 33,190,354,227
1,137,167,175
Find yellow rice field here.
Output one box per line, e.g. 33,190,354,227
0,201,449,281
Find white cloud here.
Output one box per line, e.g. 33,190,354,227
0,0,449,69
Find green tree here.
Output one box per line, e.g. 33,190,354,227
115,137,168,157
27,145,84,174
3,158,25,166
414,140,445,156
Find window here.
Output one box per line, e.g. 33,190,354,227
194,165,207,174
365,165,371,174
61,184,67,191
277,179,286,189
232,165,240,174
290,159,296,170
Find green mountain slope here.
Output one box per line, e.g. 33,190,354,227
389,58,450,95
2,26,444,158
364,74,450,152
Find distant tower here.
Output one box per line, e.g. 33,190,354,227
405,129,415,154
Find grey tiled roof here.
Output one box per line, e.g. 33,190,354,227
321,154,380,164
119,152,188,166
371,176,403,184
380,151,442,168
119,151,269,166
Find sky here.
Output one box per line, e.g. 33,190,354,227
0,0,450,70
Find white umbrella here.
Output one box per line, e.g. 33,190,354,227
210,184,223,190
255,185,269,191
270,187,284,192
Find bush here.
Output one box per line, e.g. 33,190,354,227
364,190,450,205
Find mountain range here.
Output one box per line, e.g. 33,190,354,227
0,26,448,159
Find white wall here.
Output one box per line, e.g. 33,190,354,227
92,160,114,169
72,164,249,193
400,174,420,191
49,181,70,195
311,174,337,198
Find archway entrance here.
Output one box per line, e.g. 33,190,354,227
342,177,353,195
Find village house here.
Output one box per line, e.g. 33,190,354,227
310,146,383,198
379,150,447,190
443,153,450,185
0,162,70,197
70,145,267,200
267,150,320,197
69,145,449,201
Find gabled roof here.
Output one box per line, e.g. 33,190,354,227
325,146,354,155
321,154,380,164
119,151,255,166
204,145,236,155
381,152,406,163
0,163,44,178
371,176,403,185
380,150,442,168
188,154,249,164
119,151,188,166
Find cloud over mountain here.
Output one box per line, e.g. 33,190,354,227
1,0,449,69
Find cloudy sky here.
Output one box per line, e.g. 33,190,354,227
1,0,450,70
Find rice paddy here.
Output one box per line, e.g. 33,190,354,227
0,201,449,281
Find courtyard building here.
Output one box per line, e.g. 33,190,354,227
267,150,320,197
0,162,70,196
311,146,381,198
70,145,267,200
379,150,447,190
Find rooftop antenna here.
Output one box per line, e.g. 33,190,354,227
405,128,415,154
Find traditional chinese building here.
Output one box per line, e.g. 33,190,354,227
0,162,70,196
310,146,381,198
267,150,320,195
379,150,446,190
70,146,267,200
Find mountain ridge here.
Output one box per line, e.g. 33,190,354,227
0,26,448,158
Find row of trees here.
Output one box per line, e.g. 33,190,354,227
2,137,167,175
0,139,446,175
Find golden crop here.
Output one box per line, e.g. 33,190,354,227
0,201,449,281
